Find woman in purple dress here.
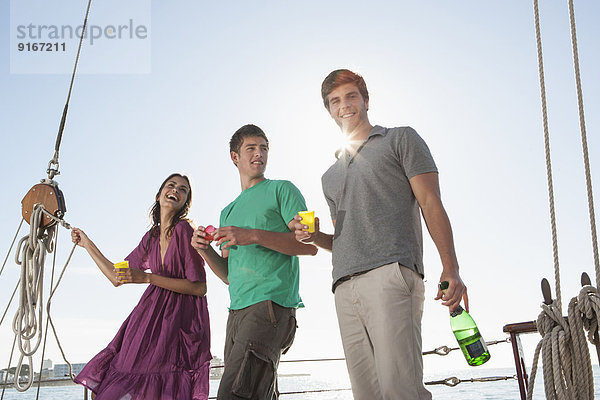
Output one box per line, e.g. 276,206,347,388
71,173,211,400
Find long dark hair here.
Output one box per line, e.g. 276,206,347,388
149,173,192,239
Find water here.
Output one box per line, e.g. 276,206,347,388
2,367,600,399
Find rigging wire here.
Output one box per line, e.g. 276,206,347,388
563,2,600,386
526,1,597,399
202,372,518,399
3,206,75,393
0,335,18,400
528,2,564,399
35,229,59,399
47,0,94,180
0,219,24,279
31,230,77,399
532,0,562,313
2,0,92,391
0,219,25,328
0,282,19,328
425,374,517,388
422,338,509,357
208,337,512,371
566,0,599,285
44,241,79,382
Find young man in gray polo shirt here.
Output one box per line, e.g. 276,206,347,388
293,69,468,400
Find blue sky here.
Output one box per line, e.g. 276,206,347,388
1,0,599,383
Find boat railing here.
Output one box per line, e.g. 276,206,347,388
503,320,538,400
1,335,522,399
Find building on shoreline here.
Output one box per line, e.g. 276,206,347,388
1,359,86,385
53,363,86,378
2,358,220,387
210,356,223,379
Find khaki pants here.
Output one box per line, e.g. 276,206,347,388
334,262,432,400
217,300,297,400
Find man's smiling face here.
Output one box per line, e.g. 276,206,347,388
327,82,370,135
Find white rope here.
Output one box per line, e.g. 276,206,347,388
526,339,543,400
11,204,57,392
44,241,79,385
567,289,595,400
527,301,576,399
527,292,598,400
576,285,600,347
562,1,600,394
4,204,76,393
35,232,78,399
566,0,599,285
526,1,596,398
532,0,562,312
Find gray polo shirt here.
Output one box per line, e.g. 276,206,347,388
321,125,438,288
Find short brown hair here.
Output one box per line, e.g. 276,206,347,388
229,124,270,154
321,69,369,111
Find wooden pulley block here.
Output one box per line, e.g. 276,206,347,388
21,182,67,228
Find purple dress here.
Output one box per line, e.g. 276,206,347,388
75,221,211,400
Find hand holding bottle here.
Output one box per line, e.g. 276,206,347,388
439,281,490,366
435,274,468,313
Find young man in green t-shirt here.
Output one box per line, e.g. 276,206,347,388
191,124,317,399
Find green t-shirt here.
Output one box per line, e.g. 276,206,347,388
220,179,307,310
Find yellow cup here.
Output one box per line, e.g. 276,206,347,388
298,211,315,233
114,261,129,274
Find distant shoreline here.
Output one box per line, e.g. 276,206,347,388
0,378,78,389
2,374,312,387
209,372,310,380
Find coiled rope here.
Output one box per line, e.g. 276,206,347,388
527,1,597,399
0,209,76,399
1,0,91,394
567,289,595,400
527,298,593,400
11,205,56,392
0,206,75,397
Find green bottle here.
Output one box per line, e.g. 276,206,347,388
439,281,490,366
